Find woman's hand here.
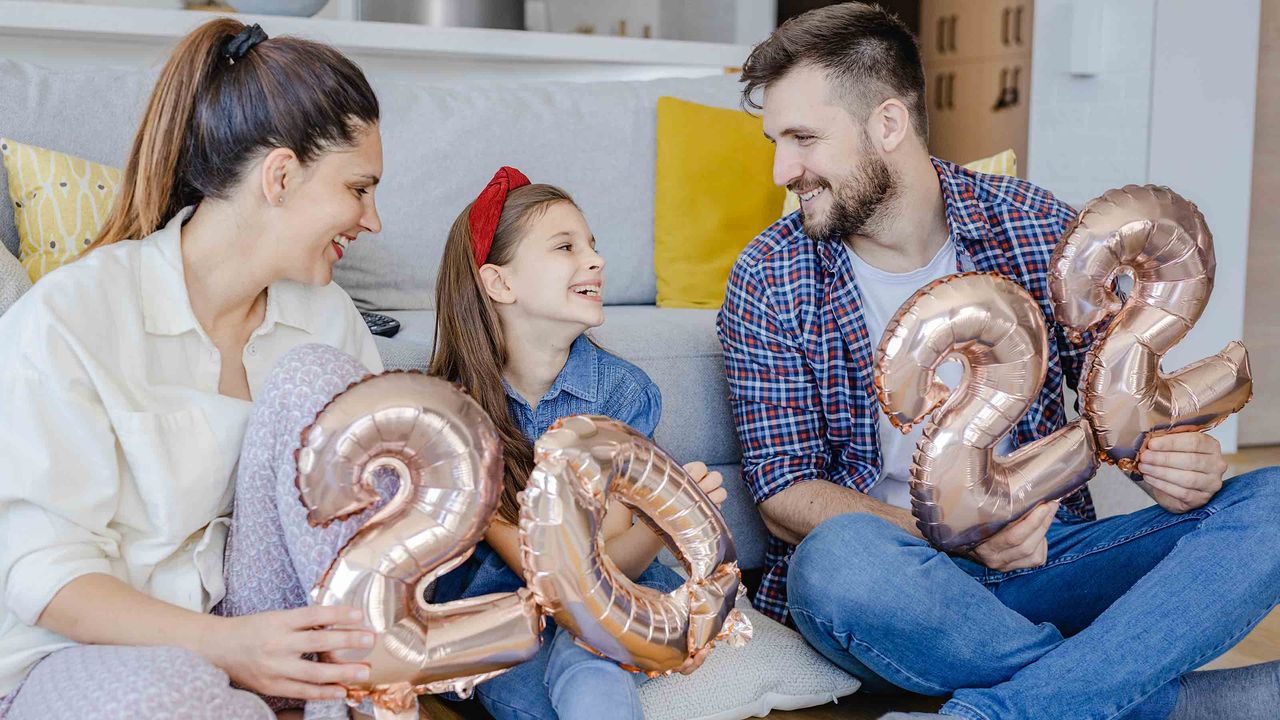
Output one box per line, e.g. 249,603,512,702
204,605,375,702
683,461,726,507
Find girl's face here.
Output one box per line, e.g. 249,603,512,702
264,124,384,286
484,201,606,334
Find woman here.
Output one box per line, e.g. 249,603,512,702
0,18,384,719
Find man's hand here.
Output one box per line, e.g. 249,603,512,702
1137,431,1227,513
967,501,1058,572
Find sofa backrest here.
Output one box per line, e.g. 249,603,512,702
0,59,745,309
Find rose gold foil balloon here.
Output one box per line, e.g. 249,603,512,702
1049,185,1253,472
875,272,1100,552
296,372,543,719
517,415,751,675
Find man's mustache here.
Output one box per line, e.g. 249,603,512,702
788,177,832,195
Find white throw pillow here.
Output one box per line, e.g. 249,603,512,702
0,243,30,316
637,602,861,720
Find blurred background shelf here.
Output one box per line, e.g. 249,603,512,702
0,0,758,81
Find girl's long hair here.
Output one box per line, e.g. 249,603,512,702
91,17,379,248
430,184,578,525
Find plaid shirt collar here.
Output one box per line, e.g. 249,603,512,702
812,158,1003,276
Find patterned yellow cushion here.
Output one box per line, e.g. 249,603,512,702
781,148,1018,216
1,138,121,283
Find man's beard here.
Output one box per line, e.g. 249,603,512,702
797,145,899,243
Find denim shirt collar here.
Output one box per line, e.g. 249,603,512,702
503,334,599,409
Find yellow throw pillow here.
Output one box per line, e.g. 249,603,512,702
0,138,121,283
780,148,1019,216
654,98,785,309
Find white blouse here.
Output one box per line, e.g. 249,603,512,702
0,209,383,696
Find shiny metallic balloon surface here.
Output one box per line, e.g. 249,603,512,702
297,372,542,714
1048,184,1252,472
875,272,1099,551
517,415,749,675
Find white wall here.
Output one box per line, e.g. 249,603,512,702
1027,0,1156,207
1028,0,1259,456
1147,0,1260,456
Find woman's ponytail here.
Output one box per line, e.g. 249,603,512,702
93,19,237,248
91,17,378,248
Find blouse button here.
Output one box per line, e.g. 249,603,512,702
247,343,258,357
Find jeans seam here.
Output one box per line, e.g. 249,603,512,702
547,662,641,719
953,593,1279,720
985,509,1211,584
1108,599,1280,720
476,687,554,720
789,604,955,696
940,698,990,720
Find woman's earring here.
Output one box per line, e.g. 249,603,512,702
277,194,285,206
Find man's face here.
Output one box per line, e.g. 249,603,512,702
762,65,899,242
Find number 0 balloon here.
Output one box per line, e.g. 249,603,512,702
518,415,751,674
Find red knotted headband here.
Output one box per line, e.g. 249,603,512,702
469,166,531,266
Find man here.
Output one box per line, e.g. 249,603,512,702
716,4,1280,719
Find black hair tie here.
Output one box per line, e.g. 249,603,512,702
223,23,268,64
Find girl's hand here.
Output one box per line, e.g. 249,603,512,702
205,605,375,702
674,645,713,675
683,461,727,507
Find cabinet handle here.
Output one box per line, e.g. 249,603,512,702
1014,5,1024,45
994,68,1009,110
1010,66,1021,106
946,72,955,110
948,15,957,52
937,16,946,53
1002,7,1011,46
935,74,945,110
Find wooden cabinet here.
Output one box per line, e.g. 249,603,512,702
920,1,1033,174
920,0,1031,62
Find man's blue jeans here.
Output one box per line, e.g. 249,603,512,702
786,467,1280,720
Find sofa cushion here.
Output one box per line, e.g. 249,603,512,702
350,73,744,311
0,60,153,259
637,604,860,720
0,244,30,317
654,97,783,309
0,138,122,283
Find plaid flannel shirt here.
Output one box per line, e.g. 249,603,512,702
716,158,1097,623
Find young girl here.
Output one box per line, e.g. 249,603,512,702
0,19,385,719
427,167,728,720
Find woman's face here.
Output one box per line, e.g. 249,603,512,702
268,124,384,286
489,201,606,334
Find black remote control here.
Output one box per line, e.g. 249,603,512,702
361,311,401,338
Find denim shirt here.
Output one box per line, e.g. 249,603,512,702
503,334,662,442
434,334,677,603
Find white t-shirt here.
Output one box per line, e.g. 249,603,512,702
844,240,1012,509
0,208,383,696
